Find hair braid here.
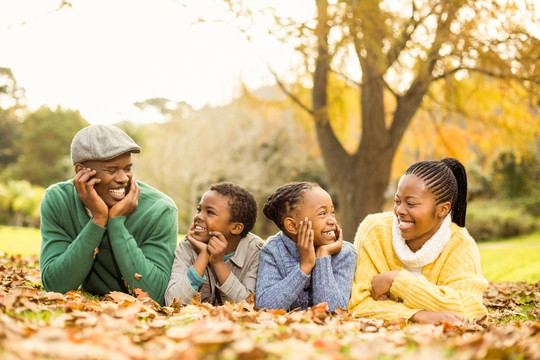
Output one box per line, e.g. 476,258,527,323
263,182,319,231
405,157,468,226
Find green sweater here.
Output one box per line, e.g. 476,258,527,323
39,180,178,305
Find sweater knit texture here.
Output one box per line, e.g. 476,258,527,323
39,179,178,306
255,231,357,311
348,212,488,321
165,232,264,306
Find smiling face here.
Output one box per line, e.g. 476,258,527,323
293,187,337,247
394,174,450,251
82,153,133,208
191,190,238,243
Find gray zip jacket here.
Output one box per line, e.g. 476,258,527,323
164,232,264,306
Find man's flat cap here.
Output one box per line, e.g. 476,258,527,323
71,124,141,164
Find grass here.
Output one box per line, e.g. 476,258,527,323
477,230,540,283
0,225,42,256
1,225,539,283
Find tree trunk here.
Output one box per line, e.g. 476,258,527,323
311,0,428,242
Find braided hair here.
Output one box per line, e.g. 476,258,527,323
263,182,319,231
210,182,257,237
404,157,468,227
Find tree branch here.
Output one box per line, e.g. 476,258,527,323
266,65,314,115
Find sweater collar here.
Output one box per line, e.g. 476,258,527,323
392,214,452,272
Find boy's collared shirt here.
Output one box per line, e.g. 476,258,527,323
165,232,264,306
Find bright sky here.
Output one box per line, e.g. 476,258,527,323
1,0,313,124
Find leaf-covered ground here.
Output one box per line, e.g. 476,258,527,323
1,253,539,360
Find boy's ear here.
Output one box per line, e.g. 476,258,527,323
284,217,298,235
437,201,451,218
230,222,244,236
75,163,84,173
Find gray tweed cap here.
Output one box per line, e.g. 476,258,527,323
71,124,141,164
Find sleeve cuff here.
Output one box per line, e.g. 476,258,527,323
390,270,416,300
187,266,206,291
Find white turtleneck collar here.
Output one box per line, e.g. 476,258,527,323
392,214,452,276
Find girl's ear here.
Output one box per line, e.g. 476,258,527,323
75,163,84,174
284,217,298,235
230,222,244,236
437,201,451,218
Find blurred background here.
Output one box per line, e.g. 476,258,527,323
0,0,539,250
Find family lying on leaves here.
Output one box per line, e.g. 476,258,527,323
39,125,488,325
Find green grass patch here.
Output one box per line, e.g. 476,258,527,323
0,225,41,256
478,230,540,283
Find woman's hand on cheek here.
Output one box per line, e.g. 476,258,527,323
371,270,400,300
297,218,316,275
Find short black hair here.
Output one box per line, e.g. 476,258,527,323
405,157,468,227
262,182,319,231
209,182,257,237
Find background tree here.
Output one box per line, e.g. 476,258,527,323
134,88,326,235
0,67,27,180
13,106,89,187
221,0,540,241
0,180,44,227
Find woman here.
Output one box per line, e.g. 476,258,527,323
348,158,488,324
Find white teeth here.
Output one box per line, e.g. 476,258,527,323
399,220,413,229
323,231,335,236
109,188,125,196
195,225,206,231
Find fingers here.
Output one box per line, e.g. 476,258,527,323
129,178,140,199
298,218,308,247
297,218,313,250
74,168,100,192
335,224,343,242
207,231,227,254
186,223,196,238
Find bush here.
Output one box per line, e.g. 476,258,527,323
466,200,539,241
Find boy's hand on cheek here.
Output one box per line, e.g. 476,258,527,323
186,224,209,254
316,224,343,257
297,218,316,274
208,231,228,266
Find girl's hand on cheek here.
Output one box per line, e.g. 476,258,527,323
316,224,343,257
297,218,316,275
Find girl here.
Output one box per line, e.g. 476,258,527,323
348,158,488,324
255,182,357,311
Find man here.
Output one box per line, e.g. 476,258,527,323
39,124,178,305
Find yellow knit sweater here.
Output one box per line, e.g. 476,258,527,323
348,212,488,321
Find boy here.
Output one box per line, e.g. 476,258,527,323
165,182,263,306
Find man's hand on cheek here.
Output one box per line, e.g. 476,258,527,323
74,167,108,225
109,179,140,218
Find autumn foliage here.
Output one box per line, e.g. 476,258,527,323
0,253,539,359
